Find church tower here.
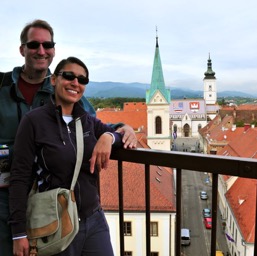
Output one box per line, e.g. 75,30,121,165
146,32,171,151
203,54,217,105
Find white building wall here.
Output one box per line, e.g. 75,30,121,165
105,211,176,256
171,120,207,138
218,175,227,220
191,120,207,137
204,79,217,105
147,104,171,151
225,206,254,256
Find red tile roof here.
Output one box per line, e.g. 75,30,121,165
237,104,257,110
216,124,257,242
98,102,175,213
100,159,176,212
218,128,257,158
225,178,256,243
96,102,147,131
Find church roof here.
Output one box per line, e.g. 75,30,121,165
169,99,206,116
204,54,216,79
146,35,170,104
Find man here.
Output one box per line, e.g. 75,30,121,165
0,19,137,256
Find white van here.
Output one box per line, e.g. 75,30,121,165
181,228,191,245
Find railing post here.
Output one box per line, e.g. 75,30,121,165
110,148,257,256
255,183,257,256
175,168,182,256
211,173,218,256
145,164,151,256
118,160,125,256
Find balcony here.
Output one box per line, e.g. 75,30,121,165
110,148,257,256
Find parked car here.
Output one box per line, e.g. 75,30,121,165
204,217,212,229
202,208,212,218
200,191,208,200
181,228,191,246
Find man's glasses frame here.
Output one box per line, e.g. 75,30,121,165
23,41,56,49
57,71,89,85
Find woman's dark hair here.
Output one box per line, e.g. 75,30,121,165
53,56,89,83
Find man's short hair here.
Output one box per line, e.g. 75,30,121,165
20,19,54,44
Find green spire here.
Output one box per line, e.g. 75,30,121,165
146,33,170,104
204,53,216,79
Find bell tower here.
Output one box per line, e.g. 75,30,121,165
203,54,217,105
146,30,171,151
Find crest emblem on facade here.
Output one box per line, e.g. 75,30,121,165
190,102,200,113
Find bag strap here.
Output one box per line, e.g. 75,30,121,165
70,118,84,190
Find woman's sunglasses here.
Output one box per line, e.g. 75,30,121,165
57,71,89,85
23,41,56,49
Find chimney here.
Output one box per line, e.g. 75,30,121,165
244,123,250,132
238,196,247,205
231,124,236,131
238,198,245,205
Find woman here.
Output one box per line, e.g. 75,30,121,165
9,57,122,256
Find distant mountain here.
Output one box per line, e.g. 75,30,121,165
85,81,148,98
85,81,257,99
217,91,255,98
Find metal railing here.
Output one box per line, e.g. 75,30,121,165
110,148,257,256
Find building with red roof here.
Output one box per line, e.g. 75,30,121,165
214,126,257,255
97,37,176,255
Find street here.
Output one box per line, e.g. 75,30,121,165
180,169,229,255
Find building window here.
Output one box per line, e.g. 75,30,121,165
209,85,212,91
198,124,202,131
124,222,132,236
150,222,158,236
173,124,177,133
124,252,132,256
183,123,190,137
150,252,159,256
155,116,162,134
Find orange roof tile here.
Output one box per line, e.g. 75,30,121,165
96,102,147,131
100,160,176,212
218,128,257,158
225,178,256,243
97,102,175,212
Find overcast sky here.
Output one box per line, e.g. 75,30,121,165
1,0,257,94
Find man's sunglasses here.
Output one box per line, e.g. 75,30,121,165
57,71,89,85
23,41,56,49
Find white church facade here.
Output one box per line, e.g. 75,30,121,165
146,36,220,148
170,99,207,138
170,55,220,139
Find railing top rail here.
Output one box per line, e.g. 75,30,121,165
111,148,257,179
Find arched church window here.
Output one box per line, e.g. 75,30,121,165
173,124,177,133
155,116,162,134
183,123,190,137
198,124,202,130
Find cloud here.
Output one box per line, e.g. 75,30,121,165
1,0,257,94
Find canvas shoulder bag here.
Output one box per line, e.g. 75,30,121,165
26,118,84,256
